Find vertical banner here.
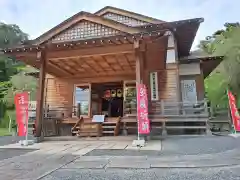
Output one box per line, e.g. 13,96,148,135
227,90,240,132
137,83,150,134
14,92,29,136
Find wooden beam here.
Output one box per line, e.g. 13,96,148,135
64,74,135,83
48,44,134,60
48,61,73,76
35,50,46,137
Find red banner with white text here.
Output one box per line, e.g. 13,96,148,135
227,90,240,132
14,92,29,136
137,83,150,134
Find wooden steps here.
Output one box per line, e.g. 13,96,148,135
70,117,120,137
102,117,121,136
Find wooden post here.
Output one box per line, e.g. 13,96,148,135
77,103,81,118
134,40,146,139
88,83,92,117
35,50,46,138
134,40,144,84
161,100,165,115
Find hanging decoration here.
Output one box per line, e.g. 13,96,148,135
104,90,111,99
111,90,116,97
117,89,123,97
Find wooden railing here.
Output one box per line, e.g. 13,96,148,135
151,100,208,116
123,100,209,117
42,104,81,120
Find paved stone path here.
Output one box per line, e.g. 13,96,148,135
0,136,239,179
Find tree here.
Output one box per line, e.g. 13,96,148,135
199,22,240,107
0,23,28,99
0,23,29,127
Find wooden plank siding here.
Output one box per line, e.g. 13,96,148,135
158,64,179,102
44,74,74,117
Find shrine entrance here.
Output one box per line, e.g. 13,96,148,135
91,82,124,118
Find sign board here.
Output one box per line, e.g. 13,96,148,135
227,90,240,132
150,72,159,101
92,115,105,123
14,92,29,136
137,83,150,134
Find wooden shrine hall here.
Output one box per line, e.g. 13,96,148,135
2,6,223,138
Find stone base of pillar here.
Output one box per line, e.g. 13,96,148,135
162,128,168,137
34,132,44,143
206,127,212,136
122,129,128,136
205,122,212,136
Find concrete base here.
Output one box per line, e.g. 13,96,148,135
34,134,44,143
206,124,213,136
229,133,240,138
19,140,35,146
132,139,146,147
162,128,167,137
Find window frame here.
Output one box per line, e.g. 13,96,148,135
72,83,92,117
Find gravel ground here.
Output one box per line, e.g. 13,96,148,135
161,136,240,156
41,166,240,180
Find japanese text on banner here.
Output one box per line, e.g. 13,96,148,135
137,84,150,134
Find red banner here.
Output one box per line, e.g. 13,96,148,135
137,83,150,134
14,92,29,136
227,90,240,132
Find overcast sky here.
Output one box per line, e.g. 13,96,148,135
0,0,239,50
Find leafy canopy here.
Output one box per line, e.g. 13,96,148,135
199,22,240,107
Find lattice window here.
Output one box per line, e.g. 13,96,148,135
52,20,121,42
102,12,150,26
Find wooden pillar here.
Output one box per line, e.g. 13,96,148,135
88,83,92,117
134,40,145,83
35,50,46,137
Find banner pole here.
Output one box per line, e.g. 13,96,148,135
137,82,140,141
25,92,30,145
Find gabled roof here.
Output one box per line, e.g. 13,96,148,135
33,11,141,45
95,6,165,24
139,18,204,57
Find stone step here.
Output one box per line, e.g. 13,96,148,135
102,131,114,134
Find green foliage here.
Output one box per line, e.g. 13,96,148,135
0,22,31,128
3,68,38,108
201,22,240,108
0,22,28,48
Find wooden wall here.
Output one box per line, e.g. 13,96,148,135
158,64,179,102
143,38,179,103
44,74,74,116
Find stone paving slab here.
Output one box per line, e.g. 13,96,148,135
63,161,108,169
107,156,150,169
110,142,129,149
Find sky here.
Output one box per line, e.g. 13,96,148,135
0,0,239,50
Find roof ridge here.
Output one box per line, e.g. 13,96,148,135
95,6,165,23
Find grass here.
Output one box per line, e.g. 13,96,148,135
0,128,11,136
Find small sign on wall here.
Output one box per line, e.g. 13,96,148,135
150,72,159,101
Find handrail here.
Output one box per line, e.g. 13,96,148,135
123,100,209,116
